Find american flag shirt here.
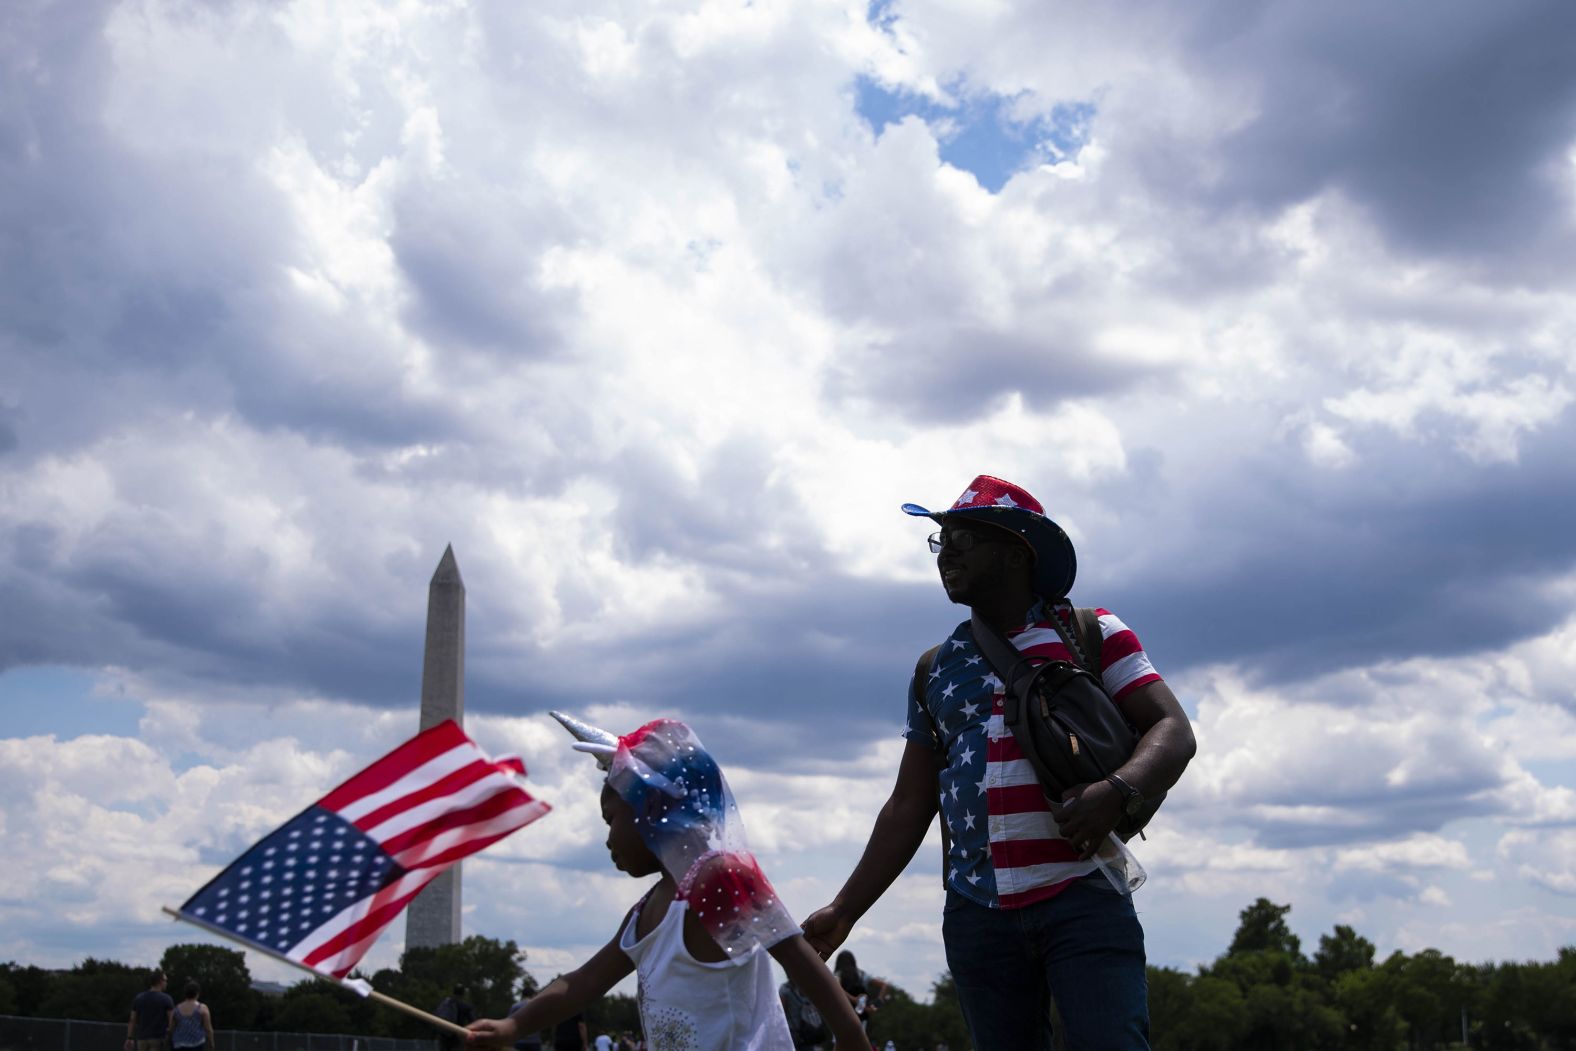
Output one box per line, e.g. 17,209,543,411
904,601,1162,909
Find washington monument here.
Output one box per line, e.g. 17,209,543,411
405,545,465,949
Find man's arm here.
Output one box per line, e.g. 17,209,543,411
1051,679,1196,858
801,738,942,956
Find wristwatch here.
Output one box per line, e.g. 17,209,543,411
1105,773,1144,816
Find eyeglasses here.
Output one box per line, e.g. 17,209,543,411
927,530,1008,554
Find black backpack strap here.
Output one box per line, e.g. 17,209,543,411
910,643,946,886
1072,607,1104,676
911,644,943,744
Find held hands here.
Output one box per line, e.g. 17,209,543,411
1049,780,1122,860
800,904,854,959
464,1017,517,1048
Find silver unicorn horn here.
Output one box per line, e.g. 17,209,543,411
549,710,619,768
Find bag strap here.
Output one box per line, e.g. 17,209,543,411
911,644,942,735
967,612,1048,728
1072,606,1104,675
910,644,947,886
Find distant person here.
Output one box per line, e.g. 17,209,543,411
465,716,864,1050
550,1010,586,1051
124,970,173,1051
592,1035,613,1051
437,986,476,1051
779,976,829,1050
507,993,544,1051
803,476,1197,1050
831,951,886,1031
169,981,215,1051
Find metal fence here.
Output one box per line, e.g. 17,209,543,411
0,1016,437,1051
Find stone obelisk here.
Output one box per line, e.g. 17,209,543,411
404,545,465,950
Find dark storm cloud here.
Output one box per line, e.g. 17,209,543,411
1192,1,1576,270
1089,413,1576,691
823,323,1155,423
391,188,579,358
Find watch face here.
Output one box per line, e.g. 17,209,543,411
1124,795,1144,816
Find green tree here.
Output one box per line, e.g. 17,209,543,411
0,972,16,1015
1473,950,1576,1051
0,963,52,1018
1379,948,1471,1050
160,944,256,1029
1333,966,1405,1051
926,972,973,1051
1313,924,1375,984
583,992,640,1043
269,978,376,1036
1209,901,1341,1051
1145,966,1193,1051
1227,898,1303,959
272,991,354,1034
1175,974,1250,1051
36,958,144,1023
372,935,527,1038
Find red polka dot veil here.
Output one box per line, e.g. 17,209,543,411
606,719,799,956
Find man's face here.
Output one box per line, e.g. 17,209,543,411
933,522,1028,605
600,784,661,877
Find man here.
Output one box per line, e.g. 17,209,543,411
803,476,1196,1050
436,986,475,1051
507,991,544,1051
124,970,174,1051
551,1009,587,1051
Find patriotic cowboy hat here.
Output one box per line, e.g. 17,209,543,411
902,474,1078,598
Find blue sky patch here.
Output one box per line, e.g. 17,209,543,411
0,665,144,739
855,75,1095,193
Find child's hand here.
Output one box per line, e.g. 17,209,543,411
464,1018,517,1048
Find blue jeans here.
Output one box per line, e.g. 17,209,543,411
942,876,1150,1051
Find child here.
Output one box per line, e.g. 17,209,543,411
467,715,865,1051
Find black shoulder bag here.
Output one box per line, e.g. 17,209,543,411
969,609,1163,838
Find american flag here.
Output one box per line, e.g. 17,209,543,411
174,720,550,978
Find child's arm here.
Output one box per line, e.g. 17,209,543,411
768,934,867,1051
467,936,633,1047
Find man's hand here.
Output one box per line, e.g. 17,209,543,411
1049,780,1122,860
801,904,854,959
465,1017,518,1048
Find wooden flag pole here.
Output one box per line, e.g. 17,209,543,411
160,907,472,1038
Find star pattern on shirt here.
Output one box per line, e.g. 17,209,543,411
962,810,976,831
957,743,975,766
960,700,980,718
941,681,957,699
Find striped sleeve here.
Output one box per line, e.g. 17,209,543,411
1096,608,1162,700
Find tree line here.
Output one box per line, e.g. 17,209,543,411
1,900,1572,1050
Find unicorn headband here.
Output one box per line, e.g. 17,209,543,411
550,710,619,766
549,710,799,956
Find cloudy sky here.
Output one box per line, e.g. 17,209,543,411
4,0,1576,1007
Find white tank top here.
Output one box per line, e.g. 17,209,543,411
618,893,796,1051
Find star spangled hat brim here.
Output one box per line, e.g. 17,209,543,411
903,475,1078,597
